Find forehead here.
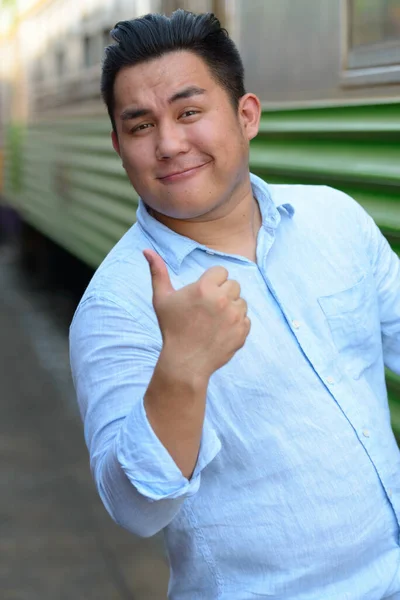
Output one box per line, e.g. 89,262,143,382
113,50,218,109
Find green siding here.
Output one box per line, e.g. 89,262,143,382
4,119,134,267
3,101,400,430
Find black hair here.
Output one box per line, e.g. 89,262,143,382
101,10,246,132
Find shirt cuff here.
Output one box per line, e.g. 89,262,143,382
116,399,221,501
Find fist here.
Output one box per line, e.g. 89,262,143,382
143,249,251,378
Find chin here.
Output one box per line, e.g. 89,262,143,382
166,196,221,220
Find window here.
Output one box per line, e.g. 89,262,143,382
343,0,400,86
55,49,65,78
32,60,43,83
103,28,112,50
351,0,400,48
83,34,99,69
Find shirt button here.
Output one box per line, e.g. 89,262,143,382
326,376,335,385
388,488,393,498
362,429,370,438
292,320,301,329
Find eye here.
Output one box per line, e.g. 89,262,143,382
180,110,199,119
131,123,153,134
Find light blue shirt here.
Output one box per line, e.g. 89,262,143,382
70,174,400,600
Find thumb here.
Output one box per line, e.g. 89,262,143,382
143,249,174,300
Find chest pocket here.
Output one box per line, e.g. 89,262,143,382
318,274,381,379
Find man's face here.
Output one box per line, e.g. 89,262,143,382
112,50,260,221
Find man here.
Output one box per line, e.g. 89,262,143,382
70,10,400,599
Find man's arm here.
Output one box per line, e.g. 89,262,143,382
142,249,250,478
144,352,209,480
70,253,250,537
70,294,221,537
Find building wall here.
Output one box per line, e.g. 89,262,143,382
235,0,400,105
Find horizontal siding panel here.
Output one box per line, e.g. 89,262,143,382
250,142,400,185
70,170,138,207
24,133,114,156
69,187,137,227
259,103,400,134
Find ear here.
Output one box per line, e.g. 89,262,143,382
238,93,261,142
111,130,121,156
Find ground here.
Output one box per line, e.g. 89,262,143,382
0,250,169,600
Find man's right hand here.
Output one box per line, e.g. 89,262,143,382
143,249,251,380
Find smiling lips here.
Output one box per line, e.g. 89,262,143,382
157,161,210,182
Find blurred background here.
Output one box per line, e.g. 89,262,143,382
0,0,399,598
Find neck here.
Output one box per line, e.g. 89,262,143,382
149,178,262,262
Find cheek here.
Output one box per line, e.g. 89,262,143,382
210,113,245,153
193,125,240,165
122,144,152,176
215,127,247,172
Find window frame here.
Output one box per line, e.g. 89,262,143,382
341,0,400,87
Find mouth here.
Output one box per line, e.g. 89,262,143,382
157,161,211,183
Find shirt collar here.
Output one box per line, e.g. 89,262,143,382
136,172,295,273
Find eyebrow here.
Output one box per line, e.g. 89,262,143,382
169,85,206,103
120,86,207,121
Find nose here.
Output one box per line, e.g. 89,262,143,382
155,121,190,160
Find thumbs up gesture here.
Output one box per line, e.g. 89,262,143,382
143,249,251,379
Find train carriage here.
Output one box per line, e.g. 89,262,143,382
1,0,400,421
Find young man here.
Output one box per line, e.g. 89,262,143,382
70,10,400,599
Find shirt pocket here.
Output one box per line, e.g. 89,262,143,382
318,273,381,379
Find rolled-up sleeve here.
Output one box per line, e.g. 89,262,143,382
69,294,221,537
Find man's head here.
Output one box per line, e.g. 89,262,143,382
102,10,246,133
102,10,261,221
